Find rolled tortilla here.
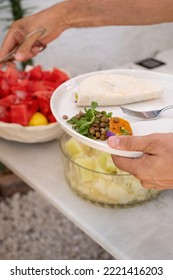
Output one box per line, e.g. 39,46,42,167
76,74,164,106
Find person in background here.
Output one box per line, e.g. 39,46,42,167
0,0,173,190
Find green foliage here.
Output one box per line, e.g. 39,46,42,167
67,102,113,138
9,0,25,20
0,162,5,172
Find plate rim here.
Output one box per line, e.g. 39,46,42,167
50,68,173,158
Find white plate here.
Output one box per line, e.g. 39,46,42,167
50,69,173,158
0,121,63,143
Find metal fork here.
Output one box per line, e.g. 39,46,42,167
120,104,173,119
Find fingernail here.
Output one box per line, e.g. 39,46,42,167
33,41,47,52
108,136,121,148
14,52,24,61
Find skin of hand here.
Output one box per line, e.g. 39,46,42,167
0,2,68,62
107,133,173,190
1,0,173,62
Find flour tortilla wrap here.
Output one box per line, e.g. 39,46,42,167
76,74,164,106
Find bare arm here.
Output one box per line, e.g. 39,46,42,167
1,0,173,61
64,0,173,27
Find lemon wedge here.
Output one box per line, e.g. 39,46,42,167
29,112,49,126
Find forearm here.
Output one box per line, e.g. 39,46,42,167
54,0,173,28
1,0,173,61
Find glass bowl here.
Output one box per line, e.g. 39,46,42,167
59,133,159,207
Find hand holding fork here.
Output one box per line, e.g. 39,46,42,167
0,28,47,65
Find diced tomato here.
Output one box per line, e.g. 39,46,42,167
30,81,55,93
10,104,28,126
47,112,57,123
50,68,69,86
33,90,53,99
0,79,11,97
13,91,27,103
38,97,51,116
0,106,10,122
0,95,16,107
0,65,69,126
4,67,20,83
42,70,52,81
26,98,39,121
26,65,43,80
11,79,29,91
0,115,11,123
34,91,56,120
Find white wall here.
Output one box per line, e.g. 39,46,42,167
1,0,173,76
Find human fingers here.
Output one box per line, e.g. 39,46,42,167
14,28,47,61
30,41,47,54
110,154,142,175
0,61,16,69
0,28,25,59
107,135,151,175
107,135,156,153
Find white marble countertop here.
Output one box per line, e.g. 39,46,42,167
0,138,173,260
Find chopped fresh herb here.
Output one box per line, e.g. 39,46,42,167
66,102,133,139
75,93,78,101
120,127,131,135
67,102,113,139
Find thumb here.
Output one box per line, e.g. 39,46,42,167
107,135,151,153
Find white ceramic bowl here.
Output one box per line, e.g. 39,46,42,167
0,121,63,143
